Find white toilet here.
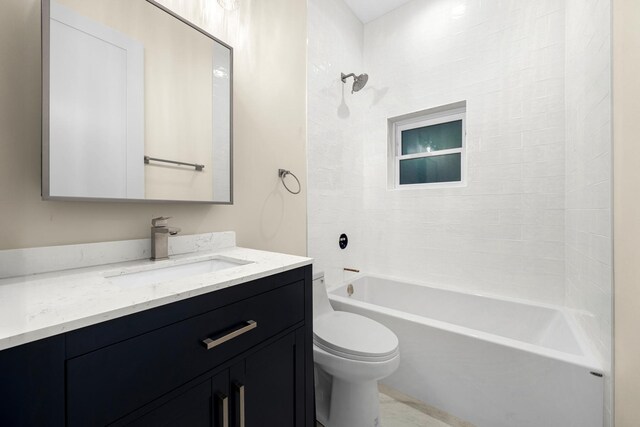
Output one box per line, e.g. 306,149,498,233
313,274,400,427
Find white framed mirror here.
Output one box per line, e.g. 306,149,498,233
42,0,233,203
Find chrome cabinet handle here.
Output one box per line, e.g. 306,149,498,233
202,320,258,350
216,392,229,427
235,382,245,427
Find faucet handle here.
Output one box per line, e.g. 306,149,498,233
151,216,171,227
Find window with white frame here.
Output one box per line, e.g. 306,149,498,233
390,105,466,188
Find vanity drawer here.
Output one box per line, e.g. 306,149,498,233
66,280,305,426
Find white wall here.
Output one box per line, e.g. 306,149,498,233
564,0,613,424
362,0,566,304
309,0,568,304
307,0,366,285
0,0,307,255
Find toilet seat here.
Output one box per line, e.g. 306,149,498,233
313,311,399,362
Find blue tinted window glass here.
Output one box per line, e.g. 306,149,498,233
401,120,462,155
399,153,462,185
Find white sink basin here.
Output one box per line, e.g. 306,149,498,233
106,257,251,287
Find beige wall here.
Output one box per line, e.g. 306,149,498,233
0,0,307,255
613,0,640,425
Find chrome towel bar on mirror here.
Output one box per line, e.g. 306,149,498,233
202,320,257,350
144,155,205,171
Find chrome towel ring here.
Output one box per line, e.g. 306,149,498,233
278,169,301,195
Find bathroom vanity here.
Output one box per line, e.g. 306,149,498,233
19,0,315,422
0,233,314,426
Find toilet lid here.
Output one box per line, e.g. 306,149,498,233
313,311,399,361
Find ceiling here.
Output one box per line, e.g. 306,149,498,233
343,0,414,23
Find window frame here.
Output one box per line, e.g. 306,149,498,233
392,109,466,189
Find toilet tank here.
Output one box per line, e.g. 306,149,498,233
312,274,334,319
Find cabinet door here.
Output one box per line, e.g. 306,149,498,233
119,378,219,427
0,336,65,427
231,332,305,427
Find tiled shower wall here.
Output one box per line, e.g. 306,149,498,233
308,1,567,302
564,0,612,424
345,0,566,304
307,0,366,285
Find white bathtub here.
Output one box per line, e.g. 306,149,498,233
328,274,603,427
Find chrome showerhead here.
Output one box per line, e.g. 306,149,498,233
352,73,368,92
341,72,369,93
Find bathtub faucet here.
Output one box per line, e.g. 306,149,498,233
344,267,360,273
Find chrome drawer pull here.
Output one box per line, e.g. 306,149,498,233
202,320,257,350
216,392,229,427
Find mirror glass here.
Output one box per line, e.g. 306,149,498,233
42,0,232,203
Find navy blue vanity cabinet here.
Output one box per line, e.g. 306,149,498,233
117,378,218,427
241,330,307,426
0,335,65,426
114,331,306,427
222,329,307,427
112,371,229,427
0,265,314,427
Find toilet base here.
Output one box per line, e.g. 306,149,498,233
325,378,381,427
314,346,400,427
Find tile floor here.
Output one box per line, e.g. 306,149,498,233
317,384,475,427
378,385,474,427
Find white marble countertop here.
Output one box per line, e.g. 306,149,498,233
0,234,312,351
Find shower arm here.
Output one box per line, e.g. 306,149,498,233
341,72,356,83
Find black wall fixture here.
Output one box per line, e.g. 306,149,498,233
339,234,348,249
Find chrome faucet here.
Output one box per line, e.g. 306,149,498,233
150,217,181,261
